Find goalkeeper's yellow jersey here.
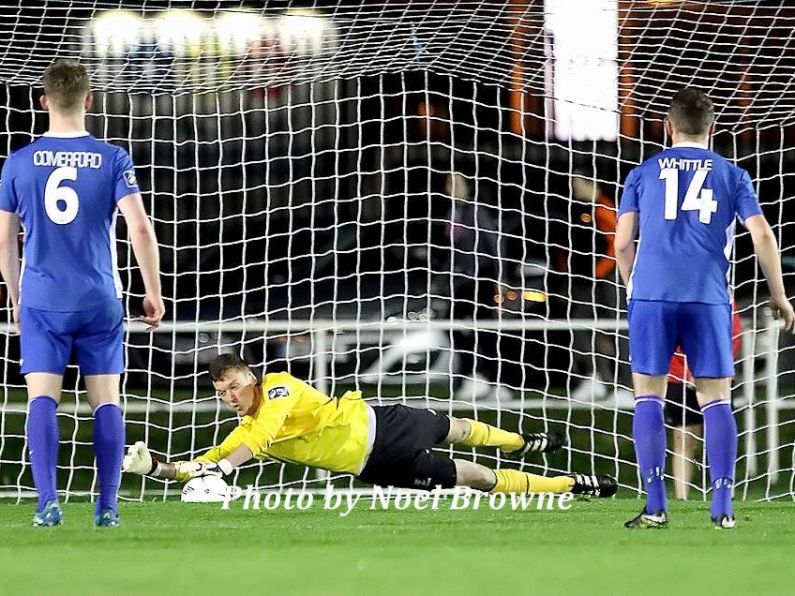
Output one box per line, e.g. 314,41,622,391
193,372,374,476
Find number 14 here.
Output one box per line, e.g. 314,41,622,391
660,168,717,224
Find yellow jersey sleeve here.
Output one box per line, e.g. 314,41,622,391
173,427,249,482
194,426,248,464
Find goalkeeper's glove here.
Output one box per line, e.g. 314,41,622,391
173,459,234,480
122,441,161,476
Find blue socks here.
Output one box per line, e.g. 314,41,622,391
632,396,668,514
27,398,124,517
702,399,736,519
27,396,60,511
93,403,125,515
632,394,736,519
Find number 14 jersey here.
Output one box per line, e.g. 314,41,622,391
619,142,762,304
0,132,140,311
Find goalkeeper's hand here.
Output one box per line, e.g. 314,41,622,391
122,441,160,476
173,459,234,480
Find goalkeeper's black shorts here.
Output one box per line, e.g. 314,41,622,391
357,405,456,490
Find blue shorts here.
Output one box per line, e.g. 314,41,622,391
19,301,125,375
627,300,733,378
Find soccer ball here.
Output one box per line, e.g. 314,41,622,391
181,475,229,503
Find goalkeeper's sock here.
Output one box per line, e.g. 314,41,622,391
460,419,525,452
93,403,125,515
489,469,574,494
701,399,736,519
27,396,60,511
632,396,668,514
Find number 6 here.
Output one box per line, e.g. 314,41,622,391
45,166,79,224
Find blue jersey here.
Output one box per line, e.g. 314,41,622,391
0,132,139,312
619,142,762,304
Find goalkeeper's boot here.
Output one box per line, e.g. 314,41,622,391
94,509,121,528
33,500,63,528
568,473,618,498
624,509,669,529
506,431,568,459
711,515,736,530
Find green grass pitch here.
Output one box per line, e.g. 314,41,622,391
1,498,794,596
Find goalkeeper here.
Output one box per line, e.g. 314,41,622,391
124,354,617,497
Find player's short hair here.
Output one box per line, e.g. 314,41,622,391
42,59,90,113
668,87,714,136
209,353,251,381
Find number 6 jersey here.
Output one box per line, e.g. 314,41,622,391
0,132,140,311
618,141,762,304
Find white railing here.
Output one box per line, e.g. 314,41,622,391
0,315,787,477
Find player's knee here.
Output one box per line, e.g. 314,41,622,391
454,459,495,492
693,379,731,404
445,417,470,443
25,373,64,401
632,373,666,397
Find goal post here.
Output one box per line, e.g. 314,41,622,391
0,1,793,502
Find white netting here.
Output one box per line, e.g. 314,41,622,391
0,1,793,501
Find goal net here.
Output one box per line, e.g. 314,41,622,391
0,1,793,502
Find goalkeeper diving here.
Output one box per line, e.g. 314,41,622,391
124,354,617,497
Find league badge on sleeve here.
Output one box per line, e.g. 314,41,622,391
123,170,137,188
268,386,289,399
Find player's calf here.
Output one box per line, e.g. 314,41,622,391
449,417,525,452
91,400,125,521
456,461,618,497
447,417,566,457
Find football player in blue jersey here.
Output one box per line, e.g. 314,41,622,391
616,88,794,529
0,59,165,527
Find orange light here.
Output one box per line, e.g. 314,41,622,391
523,291,546,303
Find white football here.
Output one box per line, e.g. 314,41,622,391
181,475,229,503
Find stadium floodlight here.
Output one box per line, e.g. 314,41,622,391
214,11,265,56
152,10,205,57
88,10,145,59
544,0,618,141
279,9,335,55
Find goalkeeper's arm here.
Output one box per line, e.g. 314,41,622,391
122,441,254,482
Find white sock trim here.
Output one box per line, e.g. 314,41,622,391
634,397,664,406
700,400,731,413
28,395,59,407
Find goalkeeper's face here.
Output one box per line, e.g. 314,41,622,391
213,368,259,415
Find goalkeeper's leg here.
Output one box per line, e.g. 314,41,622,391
85,375,124,527
25,373,64,526
358,439,615,497
443,416,567,456
455,459,618,498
